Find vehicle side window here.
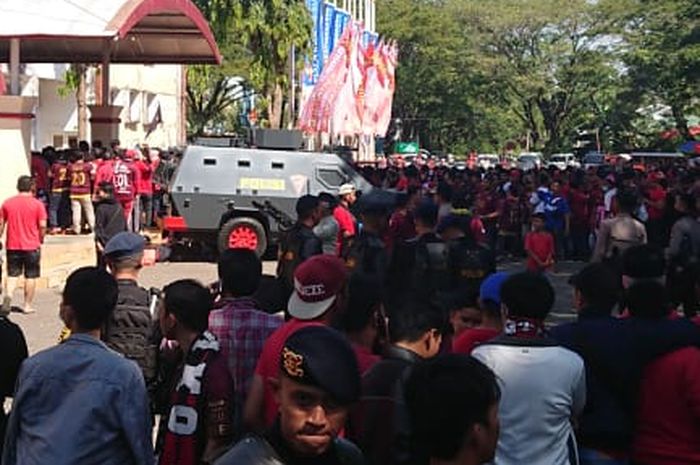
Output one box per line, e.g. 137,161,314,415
317,168,345,188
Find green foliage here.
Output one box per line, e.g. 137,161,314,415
57,64,87,98
613,0,699,140
379,0,698,154
189,0,312,133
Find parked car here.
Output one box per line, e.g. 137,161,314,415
582,152,606,170
548,153,579,170
517,152,543,171
477,154,500,169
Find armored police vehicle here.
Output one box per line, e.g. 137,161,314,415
163,144,373,257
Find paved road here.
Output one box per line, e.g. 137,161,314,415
11,259,583,355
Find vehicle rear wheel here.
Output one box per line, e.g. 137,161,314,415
218,217,267,257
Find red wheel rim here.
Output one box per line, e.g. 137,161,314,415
228,225,259,250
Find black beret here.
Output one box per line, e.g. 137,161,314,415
356,189,397,214
280,326,360,405
104,232,146,258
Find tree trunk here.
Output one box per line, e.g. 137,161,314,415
671,103,690,140
267,83,284,129
75,64,87,141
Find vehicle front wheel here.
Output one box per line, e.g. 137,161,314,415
217,217,267,257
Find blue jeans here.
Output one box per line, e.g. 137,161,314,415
579,448,628,465
48,191,69,228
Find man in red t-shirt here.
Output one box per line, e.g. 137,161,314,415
243,254,348,432
643,177,667,248
112,151,141,231
93,151,115,196
627,281,700,465
0,176,48,314
48,157,71,233
68,151,95,235
333,184,357,256
134,151,156,230
30,152,50,208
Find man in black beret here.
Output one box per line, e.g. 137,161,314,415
215,326,365,465
102,232,158,404
343,190,396,290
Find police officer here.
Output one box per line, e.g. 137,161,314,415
102,232,159,405
439,213,496,298
277,195,323,301
214,326,365,465
388,200,449,303
343,190,394,290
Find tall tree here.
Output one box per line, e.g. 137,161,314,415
231,0,311,128
58,64,89,141
615,0,700,139
189,0,311,132
465,0,620,154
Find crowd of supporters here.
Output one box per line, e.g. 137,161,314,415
0,152,699,465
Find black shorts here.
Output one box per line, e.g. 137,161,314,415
7,250,41,279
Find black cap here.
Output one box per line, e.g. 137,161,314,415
104,232,146,259
280,326,360,405
436,212,469,234
622,244,665,279
296,195,320,218
356,189,397,214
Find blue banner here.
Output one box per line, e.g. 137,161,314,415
303,0,323,85
322,3,336,64
332,9,346,48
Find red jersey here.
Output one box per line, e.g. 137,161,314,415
353,344,380,375
1,194,47,250
632,347,700,465
94,160,115,189
112,160,140,200
134,160,155,195
31,155,50,191
68,162,93,196
525,230,555,271
50,163,70,193
254,319,322,427
453,327,500,355
646,185,666,221
568,188,591,227
333,205,356,255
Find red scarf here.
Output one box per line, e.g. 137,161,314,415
503,317,547,339
158,331,219,465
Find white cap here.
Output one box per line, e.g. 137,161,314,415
338,184,355,196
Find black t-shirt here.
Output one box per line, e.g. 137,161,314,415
0,316,28,399
0,316,28,456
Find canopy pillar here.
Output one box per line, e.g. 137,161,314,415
89,105,122,145
0,96,36,203
9,39,19,95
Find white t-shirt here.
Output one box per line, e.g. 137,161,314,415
473,341,586,465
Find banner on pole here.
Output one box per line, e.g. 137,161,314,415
322,3,336,64
302,0,323,86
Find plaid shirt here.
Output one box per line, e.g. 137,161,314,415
208,297,282,429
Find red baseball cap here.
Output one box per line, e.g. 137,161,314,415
288,255,348,320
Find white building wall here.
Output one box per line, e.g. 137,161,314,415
35,78,78,148
4,63,184,150
109,64,182,149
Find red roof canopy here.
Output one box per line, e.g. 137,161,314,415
0,0,221,64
